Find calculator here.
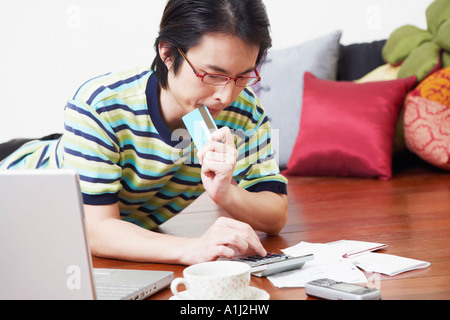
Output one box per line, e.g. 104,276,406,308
230,252,314,277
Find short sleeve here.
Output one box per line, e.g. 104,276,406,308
222,89,288,195
62,99,122,205
234,114,288,195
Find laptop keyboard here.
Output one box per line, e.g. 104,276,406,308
95,284,143,300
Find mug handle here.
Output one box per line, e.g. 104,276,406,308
170,277,189,299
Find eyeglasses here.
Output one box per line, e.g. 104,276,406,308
177,48,261,87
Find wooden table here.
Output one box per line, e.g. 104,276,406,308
92,163,450,300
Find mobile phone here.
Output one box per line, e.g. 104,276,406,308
231,253,314,277
305,278,381,300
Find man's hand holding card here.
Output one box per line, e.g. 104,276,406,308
182,106,238,204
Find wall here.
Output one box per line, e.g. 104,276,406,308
0,0,434,141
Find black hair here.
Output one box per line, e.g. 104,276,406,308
151,0,272,89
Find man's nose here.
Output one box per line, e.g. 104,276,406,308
214,81,236,106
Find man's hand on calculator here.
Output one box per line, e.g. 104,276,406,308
229,252,314,277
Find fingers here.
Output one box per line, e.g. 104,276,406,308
202,144,236,163
197,142,237,167
212,245,236,260
185,214,267,265
208,217,267,258
210,126,234,146
197,127,237,165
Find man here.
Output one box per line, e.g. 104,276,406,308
0,0,288,265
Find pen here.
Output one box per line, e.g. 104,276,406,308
343,244,387,259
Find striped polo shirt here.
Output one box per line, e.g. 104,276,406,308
0,67,287,230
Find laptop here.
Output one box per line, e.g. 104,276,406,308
0,170,174,300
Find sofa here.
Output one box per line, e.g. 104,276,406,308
256,0,450,181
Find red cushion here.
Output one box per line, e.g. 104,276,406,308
283,72,416,180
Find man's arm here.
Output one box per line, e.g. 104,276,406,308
215,187,288,235
83,203,266,265
198,127,288,235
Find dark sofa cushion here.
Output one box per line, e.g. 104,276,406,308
337,40,387,81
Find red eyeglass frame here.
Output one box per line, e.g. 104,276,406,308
177,48,261,86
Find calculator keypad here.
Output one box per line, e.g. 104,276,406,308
233,252,289,267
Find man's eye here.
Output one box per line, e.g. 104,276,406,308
208,75,226,80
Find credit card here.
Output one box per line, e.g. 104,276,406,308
182,106,218,150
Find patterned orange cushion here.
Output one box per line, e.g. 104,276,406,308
404,67,450,170
412,67,450,107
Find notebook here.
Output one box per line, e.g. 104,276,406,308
0,170,173,300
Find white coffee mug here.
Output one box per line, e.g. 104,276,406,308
170,261,251,300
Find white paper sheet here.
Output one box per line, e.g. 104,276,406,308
282,241,343,264
267,242,367,288
326,240,387,258
267,240,430,288
267,260,367,288
349,252,431,276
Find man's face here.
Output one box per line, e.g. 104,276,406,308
166,33,260,119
